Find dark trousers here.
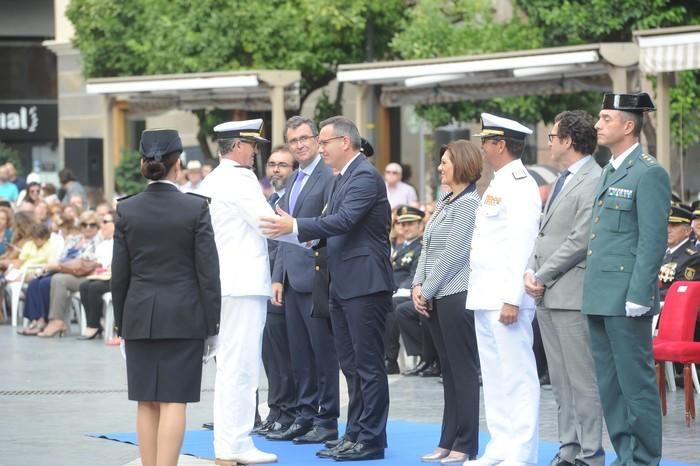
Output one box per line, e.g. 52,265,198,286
24,274,52,321
285,286,339,428
587,315,662,466
262,303,296,426
384,296,406,362
396,298,437,362
78,279,110,328
533,316,549,378
425,291,479,455
329,289,391,447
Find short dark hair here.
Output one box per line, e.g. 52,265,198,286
503,138,525,159
621,111,644,137
140,151,181,181
554,110,597,155
319,116,361,150
58,168,76,184
285,116,318,141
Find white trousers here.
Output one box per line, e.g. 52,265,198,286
474,307,539,466
214,295,267,458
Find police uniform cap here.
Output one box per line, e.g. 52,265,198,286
360,138,374,157
601,92,655,113
691,200,700,218
139,129,183,161
475,113,533,141
396,205,425,223
186,160,202,171
214,118,269,143
669,204,693,224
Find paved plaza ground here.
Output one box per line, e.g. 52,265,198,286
1,324,698,466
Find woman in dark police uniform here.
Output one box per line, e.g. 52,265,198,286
111,129,221,466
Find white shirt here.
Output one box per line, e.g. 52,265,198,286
466,158,542,311
340,153,362,175
667,237,690,255
561,155,591,189
386,181,418,209
610,142,639,170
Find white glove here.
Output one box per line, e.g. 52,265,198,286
120,339,126,360
203,335,218,364
625,301,650,317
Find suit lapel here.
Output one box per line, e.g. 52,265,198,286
329,154,366,212
541,159,592,229
292,161,322,216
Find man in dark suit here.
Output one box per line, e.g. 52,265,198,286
659,204,700,300
268,117,339,444
261,116,394,461
583,93,671,466
385,205,424,374
258,145,297,435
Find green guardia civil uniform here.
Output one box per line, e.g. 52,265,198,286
582,136,671,466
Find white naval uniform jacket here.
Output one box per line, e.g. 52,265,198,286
200,158,275,298
466,158,541,311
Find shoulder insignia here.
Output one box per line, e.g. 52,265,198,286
186,192,211,204
687,248,698,256
685,267,696,280
512,168,527,180
117,193,136,202
640,154,657,167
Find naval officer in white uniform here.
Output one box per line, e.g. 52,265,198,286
465,113,541,466
201,118,298,466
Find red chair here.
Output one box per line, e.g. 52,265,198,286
652,281,700,426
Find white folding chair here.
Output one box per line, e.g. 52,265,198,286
8,266,28,328
69,291,87,334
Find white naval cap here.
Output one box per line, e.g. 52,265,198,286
475,112,532,141
213,118,269,143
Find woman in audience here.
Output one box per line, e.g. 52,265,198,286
0,211,35,270
34,201,50,226
0,206,13,256
19,210,101,337
77,212,115,340
412,141,482,464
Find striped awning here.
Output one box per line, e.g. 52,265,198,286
637,30,700,73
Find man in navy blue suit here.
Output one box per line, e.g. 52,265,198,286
261,116,394,461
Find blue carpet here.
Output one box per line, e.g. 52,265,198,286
89,420,698,465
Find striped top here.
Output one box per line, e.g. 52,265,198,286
412,184,480,300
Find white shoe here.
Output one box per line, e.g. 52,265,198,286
215,447,278,465
463,457,501,466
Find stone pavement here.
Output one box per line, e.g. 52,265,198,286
1,324,698,466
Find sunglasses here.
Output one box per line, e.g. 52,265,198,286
81,222,98,228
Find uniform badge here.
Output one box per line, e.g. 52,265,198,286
401,251,414,266
607,187,633,199
484,194,502,206
687,248,698,256
659,262,678,282
685,267,696,280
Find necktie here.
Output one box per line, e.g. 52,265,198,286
288,170,306,214
268,192,280,207
547,170,570,211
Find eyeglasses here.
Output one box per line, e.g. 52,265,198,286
81,222,98,228
238,140,257,149
317,136,345,148
480,138,502,147
547,133,559,143
385,170,400,175
288,135,317,146
102,219,114,224
266,162,292,169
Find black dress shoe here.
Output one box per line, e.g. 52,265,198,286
402,360,429,376
262,421,290,436
324,437,351,449
266,422,311,441
202,422,214,430
316,439,355,458
418,361,441,377
385,359,400,375
293,425,338,444
550,453,575,466
253,420,274,435
333,442,384,461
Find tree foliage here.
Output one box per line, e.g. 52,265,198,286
114,149,146,196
